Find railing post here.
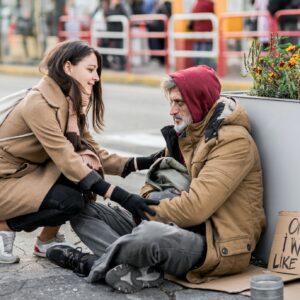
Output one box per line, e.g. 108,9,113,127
168,13,218,72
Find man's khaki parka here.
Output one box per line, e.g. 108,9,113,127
0,76,128,220
141,97,266,283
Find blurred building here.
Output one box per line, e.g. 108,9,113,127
0,0,98,64
0,0,264,67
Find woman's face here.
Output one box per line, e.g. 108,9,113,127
65,52,100,96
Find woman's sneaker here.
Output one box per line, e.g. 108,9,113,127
105,264,164,294
33,233,66,258
0,231,20,264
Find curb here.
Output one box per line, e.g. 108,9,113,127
0,64,252,91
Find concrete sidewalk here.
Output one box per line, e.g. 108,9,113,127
0,173,249,300
0,221,249,300
0,63,252,91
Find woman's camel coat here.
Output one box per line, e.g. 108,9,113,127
0,76,128,220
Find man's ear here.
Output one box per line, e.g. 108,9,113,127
63,61,72,76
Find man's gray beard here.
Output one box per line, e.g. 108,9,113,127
174,115,193,133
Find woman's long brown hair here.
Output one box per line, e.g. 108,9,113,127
39,40,104,133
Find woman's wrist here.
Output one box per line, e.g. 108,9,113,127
104,185,115,199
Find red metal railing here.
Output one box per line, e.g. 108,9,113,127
58,15,92,43
218,11,272,77
127,14,169,73
218,9,300,77
274,9,300,38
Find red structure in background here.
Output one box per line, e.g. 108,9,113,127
218,9,300,77
58,15,91,44
127,14,169,73
218,11,272,77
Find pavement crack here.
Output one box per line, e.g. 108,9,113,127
0,280,26,297
14,244,26,255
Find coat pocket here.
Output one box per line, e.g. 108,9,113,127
9,162,38,178
208,236,252,276
0,155,38,178
0,154,19,176
217,236,252,257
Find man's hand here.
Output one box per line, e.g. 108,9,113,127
110,186,159,220
122,194,159,220
136,149,165,170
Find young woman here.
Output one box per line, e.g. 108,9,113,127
0,40,161,264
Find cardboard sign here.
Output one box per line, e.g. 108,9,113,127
268,211,300,275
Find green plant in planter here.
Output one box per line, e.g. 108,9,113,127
244,36,300,99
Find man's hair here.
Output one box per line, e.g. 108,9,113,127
161,76,177,99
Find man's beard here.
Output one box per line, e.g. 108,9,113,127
174,115,193,133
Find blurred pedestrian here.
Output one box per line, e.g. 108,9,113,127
146,0,171,65
142,0,156,14
64,0,81,41
253,0,270,49
14,0,35,59
91,0,110,68
268,0,300,45
0,40,162,264
129,0,144,14
188,0,215,68
105,0,130,70
1,6,12,57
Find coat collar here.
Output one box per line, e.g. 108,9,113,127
34,75,69,132
35,75,67,109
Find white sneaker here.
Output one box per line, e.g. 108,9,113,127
33,233,67,258
0,231,20,264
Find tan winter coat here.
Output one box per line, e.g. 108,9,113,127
0,76,128,220
141,98,266,283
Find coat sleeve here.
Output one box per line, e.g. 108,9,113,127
21,96,92,183
151,135,256,228
82,127,129,176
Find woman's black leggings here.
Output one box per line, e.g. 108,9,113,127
7,175,85,232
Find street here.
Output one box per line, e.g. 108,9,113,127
0,74,249,299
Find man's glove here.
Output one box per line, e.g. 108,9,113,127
121,149,165,177
110,186,159,220
136,148,165,170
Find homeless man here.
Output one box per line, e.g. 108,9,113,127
46,65,266,294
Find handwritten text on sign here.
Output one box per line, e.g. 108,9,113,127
272,217,300,271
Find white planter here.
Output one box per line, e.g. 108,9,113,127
222,91,300,263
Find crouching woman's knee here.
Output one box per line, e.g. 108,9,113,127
59,189,85,215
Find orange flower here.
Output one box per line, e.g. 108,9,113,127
292,53,300,59
256,67,262,74
288,58,298,67
286,45,296,52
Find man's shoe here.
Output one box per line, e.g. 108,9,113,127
33,233,66,257
46,245,92,276
0,231,20,264
105,264,164,294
